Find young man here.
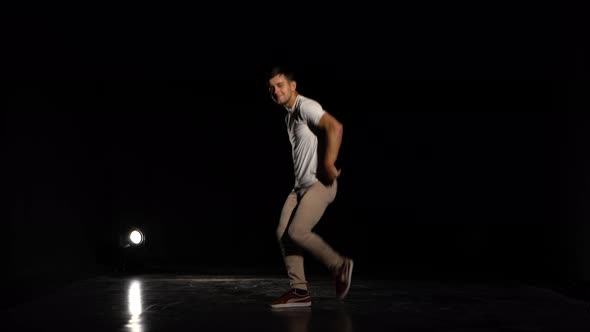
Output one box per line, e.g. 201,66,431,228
266,66,353,308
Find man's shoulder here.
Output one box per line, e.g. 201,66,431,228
298,95,324,113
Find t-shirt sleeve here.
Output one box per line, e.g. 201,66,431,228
300,100,326,127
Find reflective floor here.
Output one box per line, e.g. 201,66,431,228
2,273,590,331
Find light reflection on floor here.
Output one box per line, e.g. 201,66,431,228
126,280,143,332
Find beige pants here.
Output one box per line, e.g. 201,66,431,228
276,180,344,290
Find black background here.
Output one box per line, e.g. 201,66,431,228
3,3,590,302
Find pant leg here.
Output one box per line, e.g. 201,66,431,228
276,191,308,289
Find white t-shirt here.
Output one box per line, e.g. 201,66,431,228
285,95,326,191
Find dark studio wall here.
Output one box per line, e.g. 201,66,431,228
3,2,589,306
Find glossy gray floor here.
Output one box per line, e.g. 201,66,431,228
2,273,590,331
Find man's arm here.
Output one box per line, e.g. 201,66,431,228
318,112,343,184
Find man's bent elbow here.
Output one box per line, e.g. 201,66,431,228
333,121,343,138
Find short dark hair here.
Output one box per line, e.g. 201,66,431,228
266,65,295,83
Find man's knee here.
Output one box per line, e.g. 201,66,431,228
287,226,309,245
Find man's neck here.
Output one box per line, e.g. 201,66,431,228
285,92,300,109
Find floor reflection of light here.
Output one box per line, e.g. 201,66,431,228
127,280,143,332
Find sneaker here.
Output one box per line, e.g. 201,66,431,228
270,288,312,309
335,258,354,300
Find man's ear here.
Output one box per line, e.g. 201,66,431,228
291,80,297,90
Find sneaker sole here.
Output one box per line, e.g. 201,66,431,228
338,259,354,300
270,301,312,309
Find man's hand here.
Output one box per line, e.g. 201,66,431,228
318,163,341,185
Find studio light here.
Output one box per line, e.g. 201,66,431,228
129,229,145,245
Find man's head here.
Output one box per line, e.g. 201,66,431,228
267,66,298,107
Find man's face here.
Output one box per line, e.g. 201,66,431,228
268,74,296,106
